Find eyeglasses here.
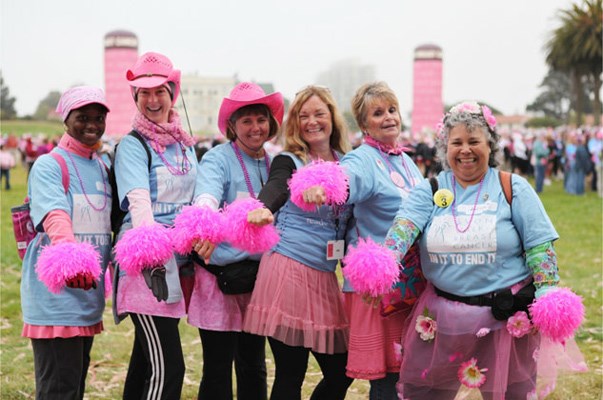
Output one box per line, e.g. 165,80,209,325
295,85,331,96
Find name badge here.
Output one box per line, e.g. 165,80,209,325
326,240,345,260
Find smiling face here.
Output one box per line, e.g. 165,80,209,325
64,103,108,146
447,124,491,187
362,97,401,146
135,85,172,124
299,95,333,151
232,112,270,156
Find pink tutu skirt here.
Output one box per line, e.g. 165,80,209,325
242,252,349,354
397,284,587,400
343,292,409,380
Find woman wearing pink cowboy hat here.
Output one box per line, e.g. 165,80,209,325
187,81,284,400
112,51,200,400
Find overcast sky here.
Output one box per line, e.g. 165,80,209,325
1,0,574,118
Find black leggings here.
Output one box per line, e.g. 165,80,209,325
123,314,185,400
198,328,267,400
31,336,94,400
268,337,353,400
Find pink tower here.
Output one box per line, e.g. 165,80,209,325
411,44,443,136
104,30,139,137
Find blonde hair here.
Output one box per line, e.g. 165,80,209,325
283,86,350,162
351,82,401,132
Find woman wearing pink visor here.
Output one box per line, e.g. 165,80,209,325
112,52,200,400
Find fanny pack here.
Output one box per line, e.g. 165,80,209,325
192,253,260,295
434,282,535,321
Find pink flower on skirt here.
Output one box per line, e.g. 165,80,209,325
415,314,437,341
476,327,491,337
457,358,488,388
506,311,532,338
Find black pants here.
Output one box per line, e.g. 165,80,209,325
123,314,185,400
268,337,353,400
198,328,267,400
31,336,94,400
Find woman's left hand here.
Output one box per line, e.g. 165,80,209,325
303,185,327,206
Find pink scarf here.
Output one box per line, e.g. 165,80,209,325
363,134,409,155
58,133,102,159
132,109,195,153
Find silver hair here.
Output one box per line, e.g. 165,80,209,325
435,111,502,170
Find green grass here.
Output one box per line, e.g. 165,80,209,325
1,119,64,137
1,165,601,399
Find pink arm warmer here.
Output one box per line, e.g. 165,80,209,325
43,210,76,245
127,188,155,228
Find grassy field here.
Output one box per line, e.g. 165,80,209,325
1,120,64,138
1,163,601,399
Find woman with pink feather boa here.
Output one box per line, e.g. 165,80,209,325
383,101,587,399
112,52,200,400
20,86,111,399
243,86,355,399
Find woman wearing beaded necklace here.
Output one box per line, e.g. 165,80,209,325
187,82,284,400
383,101,586,399
112,51,199,400
20,86,111,399
302,82,424,399
243,86,354,399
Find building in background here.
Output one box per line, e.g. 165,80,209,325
316,59,375,112
178,73,237,136
104,30,139,137
411,44,443,136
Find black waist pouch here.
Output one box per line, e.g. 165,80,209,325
192,253,260,295
491,282,536,321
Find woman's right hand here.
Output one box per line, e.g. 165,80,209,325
247,207,274,226
303,185,327,206
193,239,216,264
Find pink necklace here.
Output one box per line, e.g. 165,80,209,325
154,141,192,176
232,141,270,199
66,151,108,211
451,175,485,233
371,142,416,189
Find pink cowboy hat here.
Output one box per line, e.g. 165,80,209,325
218,82,284,134
126,52,181,105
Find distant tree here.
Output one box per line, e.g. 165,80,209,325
527,70,572,120
545,0,602,125
33,91,61,120
1,71,17,120
525,116,564,128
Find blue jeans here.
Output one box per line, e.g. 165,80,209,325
535,163,546,193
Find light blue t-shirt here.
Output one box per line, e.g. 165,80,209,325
398,168,559,296
342,144,424,292
115,132,199,227
196,142,271,265
272,153,353,273
21,148,112,326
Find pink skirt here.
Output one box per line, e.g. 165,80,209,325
243,252,349,354
187,267,252,332
397,284,587,400
344,292,409,380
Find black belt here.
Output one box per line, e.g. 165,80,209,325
434,286,495,307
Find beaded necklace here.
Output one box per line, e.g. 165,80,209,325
154,141,192,176
66,151,108,211
451,175,485,233
368,142,416,189
231,141,270,199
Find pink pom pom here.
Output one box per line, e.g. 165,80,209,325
114,223,173,275
224,198,279,254
172,205,226,254
104,263,113,299
342,237,399,297
289,161,349,212
36,242,101,294
530,287,585,343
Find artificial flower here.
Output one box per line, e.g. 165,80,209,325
481,105,497,130
415,309,437,341
450,101,481,114
506,311,532,338
457,358,488,388
476,327,491,337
